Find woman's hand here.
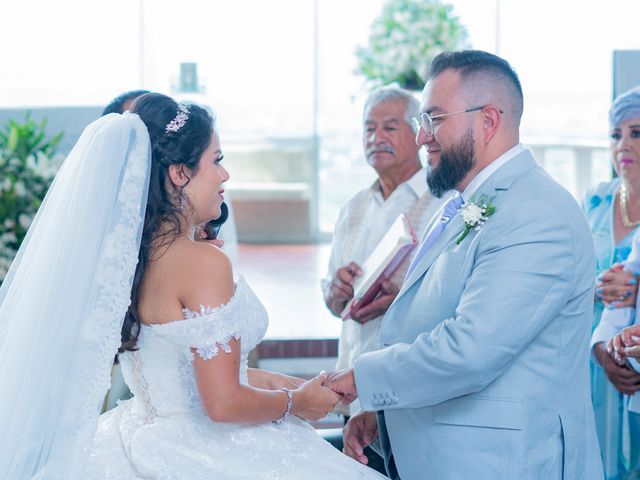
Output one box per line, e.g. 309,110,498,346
290,371,341,422
596,264,638,307
195,224,225,248
610,324,640,361
594,342,640,395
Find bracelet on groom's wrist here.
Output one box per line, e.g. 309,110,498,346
273,388,293,425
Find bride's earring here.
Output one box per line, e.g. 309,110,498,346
179,189,185,210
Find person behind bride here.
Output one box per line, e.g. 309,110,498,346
102,89,151,116
0,93,387,479
326,49,603,479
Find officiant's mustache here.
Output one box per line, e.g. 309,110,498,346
366,145,395,157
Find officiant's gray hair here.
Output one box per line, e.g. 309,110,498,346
363,86,419,128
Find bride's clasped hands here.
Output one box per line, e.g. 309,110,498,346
249,368,343,422
287,371,343,422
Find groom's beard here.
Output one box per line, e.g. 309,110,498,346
427,129,475,198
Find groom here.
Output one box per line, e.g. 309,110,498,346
326,50,603,479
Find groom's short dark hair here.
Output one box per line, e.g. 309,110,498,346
428,50,524,124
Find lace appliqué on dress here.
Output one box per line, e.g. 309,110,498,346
149,277,268,362
182,305,240,360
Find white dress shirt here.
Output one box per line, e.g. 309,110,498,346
460,143,525,201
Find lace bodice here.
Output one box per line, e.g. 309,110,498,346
119,276,268,419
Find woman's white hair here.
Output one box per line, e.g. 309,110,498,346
610,86,640,127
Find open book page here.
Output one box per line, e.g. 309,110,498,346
341,214,417,320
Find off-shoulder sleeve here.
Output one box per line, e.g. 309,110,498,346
146,277,267,360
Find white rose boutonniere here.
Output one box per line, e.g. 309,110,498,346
455,194,496,245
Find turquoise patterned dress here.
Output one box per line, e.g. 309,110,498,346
583,179,640,479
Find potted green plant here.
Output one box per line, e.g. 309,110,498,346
0,114,63,283
356,0,470,90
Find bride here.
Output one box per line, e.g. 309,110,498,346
0,93,386,479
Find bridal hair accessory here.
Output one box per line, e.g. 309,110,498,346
165,104,190,134
455,194,496,245
273,388,293,425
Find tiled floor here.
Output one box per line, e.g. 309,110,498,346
235,243,342,339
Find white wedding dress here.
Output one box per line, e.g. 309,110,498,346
85,277,386,479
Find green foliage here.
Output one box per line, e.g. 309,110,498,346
0,113,63,282
355,0,470,90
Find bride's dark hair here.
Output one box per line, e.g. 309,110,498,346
119,93,214,352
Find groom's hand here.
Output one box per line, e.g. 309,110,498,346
343,411,378,465
325,368,358,404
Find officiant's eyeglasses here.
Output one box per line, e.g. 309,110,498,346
411,105,503,136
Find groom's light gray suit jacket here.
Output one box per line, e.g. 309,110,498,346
354,150,603,479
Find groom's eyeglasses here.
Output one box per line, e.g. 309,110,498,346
411,105,504,136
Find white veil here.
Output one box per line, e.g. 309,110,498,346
0,113,151,479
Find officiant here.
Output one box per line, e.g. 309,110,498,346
322,86,444,421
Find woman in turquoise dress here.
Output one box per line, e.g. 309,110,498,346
584,87,640,480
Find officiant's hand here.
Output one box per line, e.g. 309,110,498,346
343,411,378,465
326,262,362,317
352,280,399,324
325,368,358,404
291,371,341,422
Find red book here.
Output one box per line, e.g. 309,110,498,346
341,214,417,320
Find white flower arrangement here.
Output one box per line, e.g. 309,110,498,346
455,194,496,245
0,115,63,283
355,0,470,89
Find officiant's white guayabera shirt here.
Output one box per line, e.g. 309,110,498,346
322,167,444,414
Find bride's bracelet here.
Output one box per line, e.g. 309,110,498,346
273,388,293,425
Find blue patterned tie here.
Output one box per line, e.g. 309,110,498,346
405,195,464,278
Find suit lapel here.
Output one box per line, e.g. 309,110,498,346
401,213,465,294
395,149,538,302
